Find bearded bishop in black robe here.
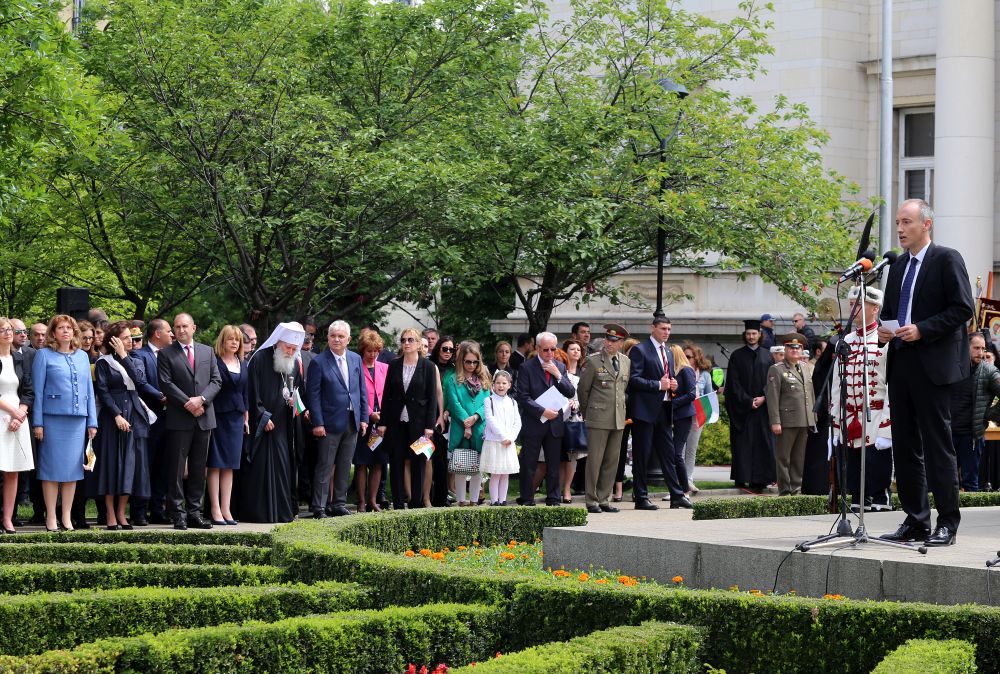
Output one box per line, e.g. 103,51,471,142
237,323,305,523
725,320,777,490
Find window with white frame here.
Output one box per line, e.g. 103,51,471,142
898,108,934,203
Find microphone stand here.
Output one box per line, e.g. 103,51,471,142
796,270,926,554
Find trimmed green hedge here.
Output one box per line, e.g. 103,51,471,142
336,506,587,553
692,491,1000,520
0,603,501,674
0,581,368,656
692,495,829,520
0,562,282,594
872,639,977,674
450,621,703,674
0,542,271,566
0,530,272,547
271,508,1000,673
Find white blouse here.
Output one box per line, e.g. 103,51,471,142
483,393,521,442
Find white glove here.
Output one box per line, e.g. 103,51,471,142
874,437,892,450
827,436,840,460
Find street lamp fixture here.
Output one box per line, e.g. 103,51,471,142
650,78,688,319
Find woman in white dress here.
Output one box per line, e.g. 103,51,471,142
0,317,34,534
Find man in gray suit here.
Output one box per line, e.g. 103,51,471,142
577,324,631,513
157,313,222,529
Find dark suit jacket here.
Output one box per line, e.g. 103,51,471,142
157,341,222,431
306,349,368,434
213,356,248,415
515,356,576,442
880,243,975,386
627,339,675,423
671,366,697,420
381,356,437,442
131,346,163,411
0,350,34,410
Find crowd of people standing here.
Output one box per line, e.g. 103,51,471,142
0,311,723,531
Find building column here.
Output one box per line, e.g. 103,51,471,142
932,0,995,285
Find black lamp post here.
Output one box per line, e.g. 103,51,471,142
651,78,688,320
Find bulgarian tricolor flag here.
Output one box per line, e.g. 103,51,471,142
292,389,306,417
693,391,720,428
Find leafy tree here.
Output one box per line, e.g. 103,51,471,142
80,0,528,330
463,0,860,334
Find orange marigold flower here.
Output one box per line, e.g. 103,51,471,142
404,550,416,557
578,573,590,582
419,549,432,557
500,552,516,560
552,569,571,578
672,575,683,584
441,547,450,553
431,552,445,560
457,546,467,551
617,575,638,587
823,593,844,600
495,652,502,659
595,579,609,584
472,541,480,546
538,552,544,557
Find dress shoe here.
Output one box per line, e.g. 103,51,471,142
586,504,602,514
2,527,15,535
131,516,149,527
635,499,658,511
224,519,239,526
173,519,188,531
106,524,121,531
545,502,561,507
324,505,335,516
925,526,956,547
188,517,213,530
211,519,228,526
562,497,573,504
879,523,930,542
599,504,619,513
148,512,171,525
119,523,133,531
670,496,694,509
611,496,623,502
312,510,328,519
329,506,352,517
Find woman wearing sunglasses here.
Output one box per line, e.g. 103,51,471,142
444,341,491,506
428,336,455,506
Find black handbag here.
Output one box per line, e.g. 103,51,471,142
563,419,588,453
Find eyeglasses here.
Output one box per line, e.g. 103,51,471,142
400,337,417,344
440,346,454,352
0,327,12,334
539,347,556,353
12,329,27,335
131,337,143,342
463,359,480,366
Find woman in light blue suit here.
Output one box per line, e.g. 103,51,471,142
32,315,98,532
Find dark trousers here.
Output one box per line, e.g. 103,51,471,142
134,421,167,518
312,417,357,510
672,415,693,489
952,433,984,492
616,424,631,483
518,430,562,505
889,348,960,531
846,444,893,506
166,427,211,521
387,420,427,509
631,407,684,500
431,429,450,506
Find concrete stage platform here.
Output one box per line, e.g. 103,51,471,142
545,507,1000,605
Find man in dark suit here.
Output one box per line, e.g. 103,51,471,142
305,320,368,518
157,313,222,530
627,316,692,510
130,319,172,524
515,331,576,506
509,333,533,372
877,198,974,547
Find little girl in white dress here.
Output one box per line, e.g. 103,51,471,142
480,370,521,505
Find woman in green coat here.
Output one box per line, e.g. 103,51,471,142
444,341,491,506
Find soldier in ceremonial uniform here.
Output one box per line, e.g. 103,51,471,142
577,324,631,514
765,333,816,496
830,285,893,511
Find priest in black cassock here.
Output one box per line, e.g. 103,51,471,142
237,322,305,523
725,320,776,492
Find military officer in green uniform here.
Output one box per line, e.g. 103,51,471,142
765,333,816,496
577,324,631,513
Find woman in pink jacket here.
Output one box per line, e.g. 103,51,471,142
354,329,389,512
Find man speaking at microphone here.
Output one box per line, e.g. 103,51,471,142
877,199,974,547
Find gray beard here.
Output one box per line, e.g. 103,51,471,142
273,351,296,375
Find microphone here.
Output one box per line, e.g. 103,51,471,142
837,251,876,283
715,342,730,355
867,250,899,277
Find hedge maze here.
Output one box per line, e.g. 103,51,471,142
0,509,994,673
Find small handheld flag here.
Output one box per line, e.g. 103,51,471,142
693,392,720,429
